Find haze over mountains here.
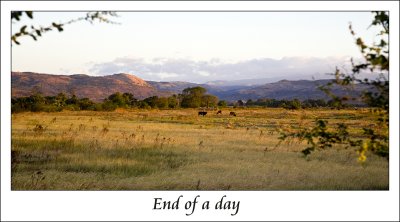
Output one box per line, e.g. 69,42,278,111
12,72,367,102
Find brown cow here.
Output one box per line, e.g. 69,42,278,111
229,111,236,116
216,110,222,114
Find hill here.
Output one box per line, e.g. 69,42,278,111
216,79,369,101
11,72,369,102
11,72,169,102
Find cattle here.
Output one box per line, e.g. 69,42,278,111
229,111,236,116
216,110,222,114
198,111,207,116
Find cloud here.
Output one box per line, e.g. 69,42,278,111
89,56,356,83
156,72,179,79
198,71,211,77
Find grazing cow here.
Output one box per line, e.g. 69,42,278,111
229,111,236,116
216,110,222,114
198,111,207,116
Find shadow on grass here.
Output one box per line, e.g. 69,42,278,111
12,138,190,179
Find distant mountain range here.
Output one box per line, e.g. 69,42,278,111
204,75,321,87
11,72,368,102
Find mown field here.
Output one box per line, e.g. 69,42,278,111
11,108,388,190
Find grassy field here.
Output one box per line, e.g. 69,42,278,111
11,108,388,190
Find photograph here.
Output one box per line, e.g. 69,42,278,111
10,10,390,191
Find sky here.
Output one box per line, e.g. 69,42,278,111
11,11,380,83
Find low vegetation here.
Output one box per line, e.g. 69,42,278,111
279,11,389,161
12,86,361,113
11,108,388,190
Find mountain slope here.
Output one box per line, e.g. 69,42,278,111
219,79,369,101
147,81,201,94
12,72,369,102
11,72,167,102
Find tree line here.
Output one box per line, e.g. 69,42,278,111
241,98,361,109
12,86,363,113
12,87,217,113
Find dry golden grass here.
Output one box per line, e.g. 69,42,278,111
11,108,388,190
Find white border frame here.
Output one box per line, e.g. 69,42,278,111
1,1,399,221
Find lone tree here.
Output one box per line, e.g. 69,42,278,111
180,86,218,108
11,11,118,45
278,12,389,163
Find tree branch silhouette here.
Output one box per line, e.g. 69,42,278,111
11,11,119,45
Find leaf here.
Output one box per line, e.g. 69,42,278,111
11,11,22,21
29,34,37,41
25,11,33,19
11,36,20,45
52,23,64,32
20,25,27,34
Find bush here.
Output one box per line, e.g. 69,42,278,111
63,104,80,111
218,100,227,108
101,101,118,111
